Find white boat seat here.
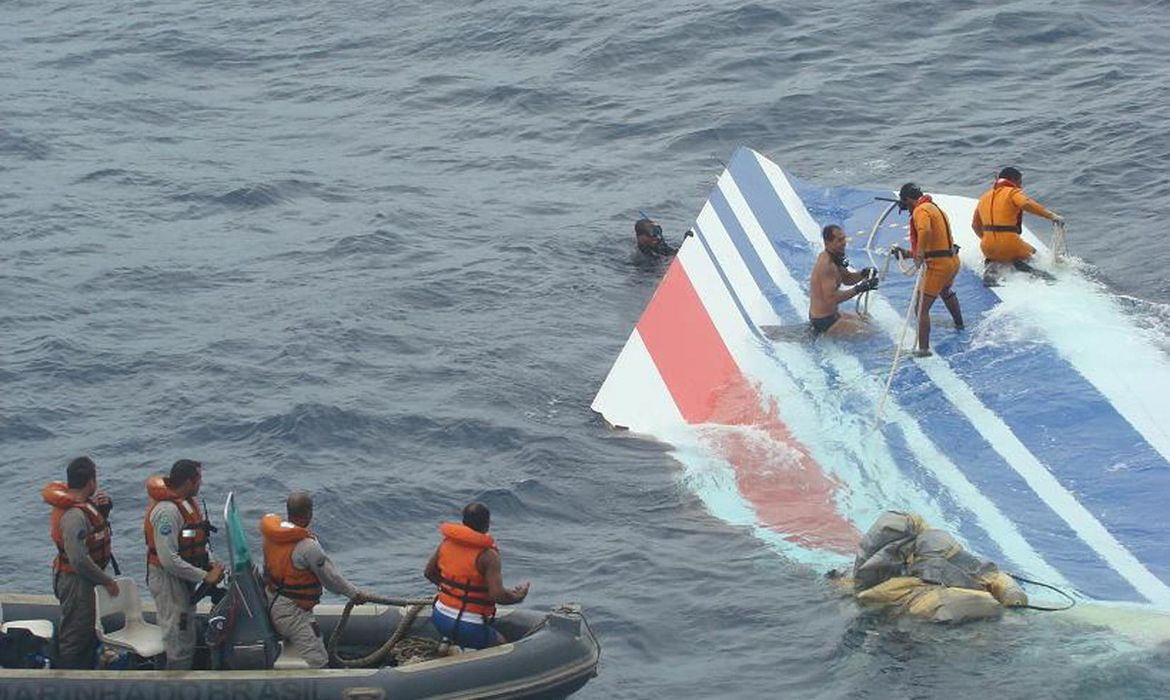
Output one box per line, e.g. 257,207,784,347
94,577,166,658
0,601,54,642
1,619,56,641
273,641,311,669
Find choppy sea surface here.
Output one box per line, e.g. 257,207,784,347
4,0,1170,696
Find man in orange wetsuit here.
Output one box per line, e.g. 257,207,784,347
972,167,1064,284
894,183,964,357
424,503,529,649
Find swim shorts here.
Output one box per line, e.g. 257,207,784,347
809,313,839,336
431,606,500,650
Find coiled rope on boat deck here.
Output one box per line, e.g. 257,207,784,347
326,595,436,668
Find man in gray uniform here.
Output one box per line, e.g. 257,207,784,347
260,492,370,668
45,457,119,669
144,459,224,670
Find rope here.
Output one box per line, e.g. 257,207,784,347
1007,573,1077,612
1050,220,1068,264
326,595,436,668
875,265,924,426
857,247,902,319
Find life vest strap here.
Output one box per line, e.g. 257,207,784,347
982,225,1021,233
264,573,322,602
264,576,320,592
176,540,208,553
438,575,489,593
439,586,493,608
270,588,320,602
923,247,958,259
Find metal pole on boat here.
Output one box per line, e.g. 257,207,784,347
875,265,925,426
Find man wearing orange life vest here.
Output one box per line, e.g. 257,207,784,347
43,457,118,669
260,491,371,668
895,183,965,357
424,503,529,649
143,459,224,670
973,167,1064,281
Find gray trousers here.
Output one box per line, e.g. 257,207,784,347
53,571,97,669
148,565,196,670
268,594,327,668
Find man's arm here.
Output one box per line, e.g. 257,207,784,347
297,539,359,599
816,263,866,306
1012,189,1058,220
971,209,984,237
840,268,869,285
60,508,115,587
150,503,210,585
912,208,932,265
424,546,442,587
478,550,529,605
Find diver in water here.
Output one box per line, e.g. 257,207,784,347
972,167,1064,285
633,218,689,260
809,224,878,337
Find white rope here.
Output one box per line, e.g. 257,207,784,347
875,265,925,426
1050,220,1067,265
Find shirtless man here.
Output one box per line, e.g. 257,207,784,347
809,224,878,337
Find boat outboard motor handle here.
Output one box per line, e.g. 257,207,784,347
189,582,227,605
207,492,280,670
208,564,279,670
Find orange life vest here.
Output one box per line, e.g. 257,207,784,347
260,513,322,610
909,196,956,260
975,179,1026,235
43,481,111,575
143,475,210,570
435,522,498,619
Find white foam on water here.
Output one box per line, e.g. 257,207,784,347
669,429,853,572
933,192,1170,466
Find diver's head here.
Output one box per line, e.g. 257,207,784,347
821,224,846,255
898,182,923,212
997,167,1022,186
634,218,663,245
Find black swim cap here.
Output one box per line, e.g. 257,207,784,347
898,183,923,201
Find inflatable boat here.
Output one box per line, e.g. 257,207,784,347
0,596,599,699
0,492,600,698
593,147,1170,612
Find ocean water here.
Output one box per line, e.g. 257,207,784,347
3,0,1170,697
